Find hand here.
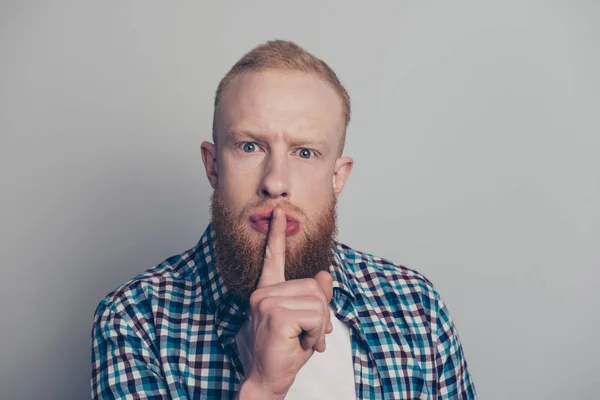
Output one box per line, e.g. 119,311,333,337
238,207,333,400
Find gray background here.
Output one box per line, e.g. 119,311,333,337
1,1,599,399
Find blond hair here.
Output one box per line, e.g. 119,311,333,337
212,40,351,155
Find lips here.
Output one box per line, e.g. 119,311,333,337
249,210,300,236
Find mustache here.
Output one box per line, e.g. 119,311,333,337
240,199,308,220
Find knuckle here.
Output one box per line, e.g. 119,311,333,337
320,340,327,353
257,297,276,314
249,289,265,309
312,297,327,315
308,310,323,327
317,313,324,327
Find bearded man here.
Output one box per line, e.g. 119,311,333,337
91,40,477,399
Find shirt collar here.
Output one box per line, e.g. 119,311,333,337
194,224,246,314
330,241,357,301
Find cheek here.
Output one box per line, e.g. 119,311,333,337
291,170,334,215
219,157,262,211
290,160,333,184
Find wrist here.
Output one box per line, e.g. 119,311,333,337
238,376,286,400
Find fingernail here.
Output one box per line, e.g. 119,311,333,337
328,321,333,333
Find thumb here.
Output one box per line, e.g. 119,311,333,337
314,270,333,334
314,270,333,304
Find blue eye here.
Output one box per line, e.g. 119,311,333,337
242,142,258,152
298,148,313,159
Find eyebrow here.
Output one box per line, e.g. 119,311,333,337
227,130,267,144
227,130,330,149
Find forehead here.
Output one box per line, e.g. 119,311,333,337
216,70,344,146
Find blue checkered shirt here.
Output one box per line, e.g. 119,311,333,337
91,225,476,399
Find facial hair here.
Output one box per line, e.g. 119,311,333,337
210,189,338,300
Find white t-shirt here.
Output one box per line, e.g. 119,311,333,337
235,305,356,399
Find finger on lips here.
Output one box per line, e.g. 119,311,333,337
251,206,333,353
257,207,287,289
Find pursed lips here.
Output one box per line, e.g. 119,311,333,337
249,210,300,236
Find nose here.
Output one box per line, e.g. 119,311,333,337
258,152,290,199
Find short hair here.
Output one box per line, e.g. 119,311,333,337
212,40,351,155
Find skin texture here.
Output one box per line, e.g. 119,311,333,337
201,69,354,399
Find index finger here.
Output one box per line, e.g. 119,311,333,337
257,207,287,288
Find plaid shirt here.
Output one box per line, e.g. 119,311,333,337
91,225,476,399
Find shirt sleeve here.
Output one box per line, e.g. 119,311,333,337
91,300,168,399
433,295,477,399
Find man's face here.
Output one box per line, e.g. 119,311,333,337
201,69,353,298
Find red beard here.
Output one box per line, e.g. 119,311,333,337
210,189,338,299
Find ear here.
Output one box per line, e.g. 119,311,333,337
201,141,218,189
332,156,354,197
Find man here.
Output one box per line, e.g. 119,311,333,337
91,40,477,399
